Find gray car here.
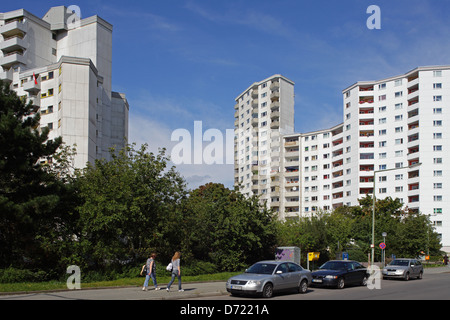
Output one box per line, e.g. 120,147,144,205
226,260,312,298
382,258,423,280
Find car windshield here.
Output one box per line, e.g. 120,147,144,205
245,263,277,275
389,260,410,266
319,261,347,271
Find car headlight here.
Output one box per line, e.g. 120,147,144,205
395,270,404,275
325,275,338,279
247,280,262,286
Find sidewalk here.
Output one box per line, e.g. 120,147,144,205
0,281,229,300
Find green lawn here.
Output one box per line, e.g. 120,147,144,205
0,272,241,293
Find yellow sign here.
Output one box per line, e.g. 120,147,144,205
308,252,320,262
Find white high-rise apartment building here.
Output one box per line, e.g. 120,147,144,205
234,75,295,204
0,6,129,169
234,66,450,253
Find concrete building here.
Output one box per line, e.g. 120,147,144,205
0,6,129,169
234,66,450,253
234,75,295,204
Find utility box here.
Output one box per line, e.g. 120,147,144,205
275,247,301,265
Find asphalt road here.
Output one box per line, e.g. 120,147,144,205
193,268,450,301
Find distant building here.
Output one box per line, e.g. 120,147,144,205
234,66,450,253
0,6,129,168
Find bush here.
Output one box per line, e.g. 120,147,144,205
0,268,51,284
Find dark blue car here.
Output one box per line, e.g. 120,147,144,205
311,260,369,289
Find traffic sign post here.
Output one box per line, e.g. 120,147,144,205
379,242,386,267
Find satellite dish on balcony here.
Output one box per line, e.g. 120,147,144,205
292,187,297,191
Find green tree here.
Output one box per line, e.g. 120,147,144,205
182,183,277,271
75,143,187,270
0,80,63,269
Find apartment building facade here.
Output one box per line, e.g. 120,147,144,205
0,7,129,169
234,75,295,204
234,66,450,252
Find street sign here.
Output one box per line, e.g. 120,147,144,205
308,252,320,262
379,242,386,250
342,252,349,260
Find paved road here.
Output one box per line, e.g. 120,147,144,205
0,267,449,300
196,268,450,300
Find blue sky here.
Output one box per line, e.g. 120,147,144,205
5,1,450,189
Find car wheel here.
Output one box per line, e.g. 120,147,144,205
337,277,345,289
298,279,308,294
404,272,410,281
417,271,423,280
262,283,273,298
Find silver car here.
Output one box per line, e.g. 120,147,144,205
226,260,312,298
382,258,424,281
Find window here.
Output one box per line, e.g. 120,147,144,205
433,83,442,89
434,108,442,114
379,95,386,101
434,195,443,202
434,183,443,189
394,79,403,86
395,115,403,121
434,145,442,151
433,70,442,77
379,83,386,90
434,170,443,177
434,120,442,127
434,96,442,102
434,133,442,139
395,91,403,98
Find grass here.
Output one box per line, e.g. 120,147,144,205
0,272,241,293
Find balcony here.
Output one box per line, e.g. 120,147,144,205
271,120,280,129
23,79,40,94
0,35,28,54
251,89,258,99
0,19,28,38
360,130,374,138
0,50,26,68
0,68,13,83
270,91,280,101
271,111,280,119
271,101,280,111
359,96,374,104
270,81,280,90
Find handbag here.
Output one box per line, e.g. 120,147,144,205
142,265,148,276
166,262,173,271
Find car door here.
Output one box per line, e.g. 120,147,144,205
346,262,366,285
287,263,302,289
273,263,290,290
410,260,421,277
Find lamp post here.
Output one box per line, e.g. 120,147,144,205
371,163,421,267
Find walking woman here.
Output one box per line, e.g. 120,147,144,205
141,253,160,291
166,251,183,292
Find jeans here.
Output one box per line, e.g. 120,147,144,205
143,272,158,288
167,270,182,290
